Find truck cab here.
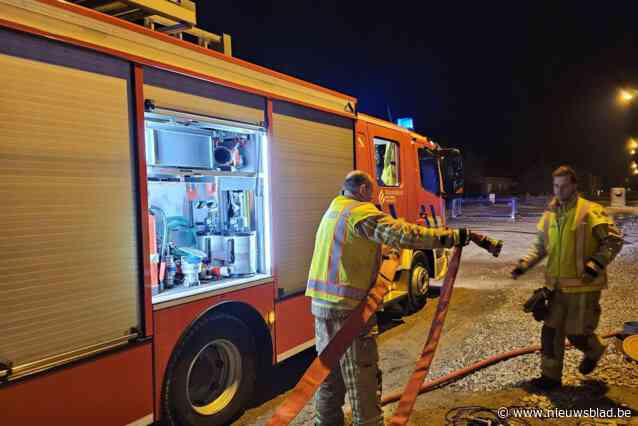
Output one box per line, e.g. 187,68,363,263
355,114,463,311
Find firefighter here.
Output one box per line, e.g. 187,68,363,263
511,165,624,390
306,170,471,425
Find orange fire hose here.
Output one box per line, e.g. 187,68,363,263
389,247,463,425
389,232,503,425
266,258,400,426
267,233,502,425
380,331,622,408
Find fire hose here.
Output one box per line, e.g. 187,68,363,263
267,232,503,426
379,330,622,409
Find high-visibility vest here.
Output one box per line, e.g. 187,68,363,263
540,196,613,293
306,196,383,311
381,144,398,186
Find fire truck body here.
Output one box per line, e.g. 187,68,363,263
0,1,460,424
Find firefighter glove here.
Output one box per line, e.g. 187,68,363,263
523,287,552,321
511,260,527,280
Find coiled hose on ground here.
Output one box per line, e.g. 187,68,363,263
379,331,622,407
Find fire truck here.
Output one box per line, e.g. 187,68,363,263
0,1,463,425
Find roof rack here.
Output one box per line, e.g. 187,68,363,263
67,0,231,55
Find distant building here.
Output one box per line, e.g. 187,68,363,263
481,176,516,194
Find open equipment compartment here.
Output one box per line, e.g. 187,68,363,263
146,109,272,304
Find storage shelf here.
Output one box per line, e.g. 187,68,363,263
152,274,273,309
147,166,257,179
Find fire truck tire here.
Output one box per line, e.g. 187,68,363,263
162,313,256,426
406,251,430,313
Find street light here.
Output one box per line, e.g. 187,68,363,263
619,88,638,104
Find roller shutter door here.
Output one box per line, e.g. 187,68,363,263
271,101,354,295
143,67,265,126
0,29,140,377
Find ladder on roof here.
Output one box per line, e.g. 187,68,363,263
67,0,232,55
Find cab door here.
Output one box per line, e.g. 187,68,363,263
413,143,445,227
354,121,374,173
365,123,409,219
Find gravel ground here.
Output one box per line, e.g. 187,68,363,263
430,218,638,394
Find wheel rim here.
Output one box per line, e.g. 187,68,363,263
411,265,429,297
186,339,242,416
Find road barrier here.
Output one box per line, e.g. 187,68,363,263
452,197,519,221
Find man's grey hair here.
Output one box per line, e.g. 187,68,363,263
343,170,373,194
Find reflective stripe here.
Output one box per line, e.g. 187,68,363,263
126,414,154,426
573,200,590,277
572,199,591,231
554,276,605,288
573,200,591,276
307,280,368,300
543,212,550,251
575,223,585,276
327,203,359,284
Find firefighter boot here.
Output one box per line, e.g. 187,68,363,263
579,358,598,375
568,334,607,375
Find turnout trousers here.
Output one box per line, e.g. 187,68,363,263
313,315,383,426
541,290,607,380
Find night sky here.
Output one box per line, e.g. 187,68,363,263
198,3,638,187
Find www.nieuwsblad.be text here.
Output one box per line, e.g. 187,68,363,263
497,406,632,419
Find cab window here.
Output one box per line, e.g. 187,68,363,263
418,148,440,194
373,137,400,186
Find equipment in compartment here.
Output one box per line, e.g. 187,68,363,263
149,206,168,294
145,112,257,174
195,187,257,277
181,255,202,287
197,232,257,277
194,199,220,234
149,181,259,290
213,135,249,171
148,213,160,293
146,113,265,297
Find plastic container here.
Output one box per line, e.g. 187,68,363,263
164,255,176,288
181,255,202,287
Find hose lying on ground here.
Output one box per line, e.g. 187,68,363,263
379,331,622,407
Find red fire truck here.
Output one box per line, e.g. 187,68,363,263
0,1,463,425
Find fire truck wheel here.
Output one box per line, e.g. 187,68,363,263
163,313,256,426
406,251,430,313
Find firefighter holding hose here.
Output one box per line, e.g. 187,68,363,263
306,170,472,426
511,166,624,390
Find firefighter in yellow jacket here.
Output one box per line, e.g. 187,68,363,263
511,166,624,390
306,170,471,426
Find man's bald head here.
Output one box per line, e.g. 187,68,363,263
342,170,375,202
